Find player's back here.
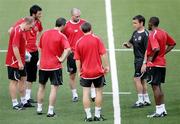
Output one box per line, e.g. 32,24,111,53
152,28,167,55
76,34,105,78
39,29,68,70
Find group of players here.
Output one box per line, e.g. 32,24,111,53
5,4,176,122
123,15,176,118
5,5,109,122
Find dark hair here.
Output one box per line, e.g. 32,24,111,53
149,17,160,27
81,22,91,33
133,15,145,26
55,17,66,27
30,5,42,16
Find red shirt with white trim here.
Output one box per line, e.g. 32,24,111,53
74,34,106,79
39,29,70,70
63,19,85,52
147,28,176,67
13,18,43,52
6,25,26,68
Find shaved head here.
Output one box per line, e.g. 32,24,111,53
70,8,81,23
71,8,81,16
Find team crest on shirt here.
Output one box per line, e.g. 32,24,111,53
138,36,142,41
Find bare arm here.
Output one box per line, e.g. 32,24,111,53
101,53,110,74
76,60,81,77
57,48,71,63
13,46,24,70
165,45,175,54
122,41,132,48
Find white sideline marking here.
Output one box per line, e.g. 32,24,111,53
103,92,131,95
105,0,121,124
0,50,7,52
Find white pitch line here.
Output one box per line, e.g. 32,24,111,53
105,0,121,124
0,50,7,52
103,92,131,95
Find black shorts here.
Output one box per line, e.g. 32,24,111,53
80,76,106,88
39,69,63,86
67,52,77,74
146,67,166,85
134,61,146,79
7,66,26,81
26,51,39,82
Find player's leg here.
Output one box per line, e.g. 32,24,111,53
67,53,78,102
134,77,144,104
25,51,38,103
147,67,167,118
141,79,151,105
132,62,144,107
90,84,96,102
9,80,19,110
47,85,59,117
47,69,62,117
18,75,34,107
80,78,93,122
37,70,48,115
159,85,167,115
93,76,106,121
37,84,46,114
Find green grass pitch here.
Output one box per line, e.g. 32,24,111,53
0,0,180,124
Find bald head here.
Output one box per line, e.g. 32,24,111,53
23,16,34,31
71,8,81,23
71,8,81,16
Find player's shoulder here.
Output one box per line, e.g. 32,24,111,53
80,19,86,23
144,29,149,36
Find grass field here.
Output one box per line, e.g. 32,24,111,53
0,0,180,124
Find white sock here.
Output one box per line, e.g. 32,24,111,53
161,104,167,113
85,108,92,119
156,105,163,114
48,106,54,115
138,94,144,103
95,107,101,118
12,99,19,107
37,103,42,112
25,89,31,100
72,89,78,98
90,88,96,98
143,93,151,103
20,96,27,105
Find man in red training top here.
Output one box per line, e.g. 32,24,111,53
36,17,71,117
63,8,96,102
6,16,35,110
141,17,176,118
74,22,109,122
8,5,43,103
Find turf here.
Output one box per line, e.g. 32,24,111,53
0,0,180,124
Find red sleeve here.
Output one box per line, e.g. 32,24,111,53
38,21,43,32
74,43,80,60
166,33,176,46
61,35,70,49
149,32,159,50
13,18,24,27
12,28,21,48
98,38,106,55
39,34,43,49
